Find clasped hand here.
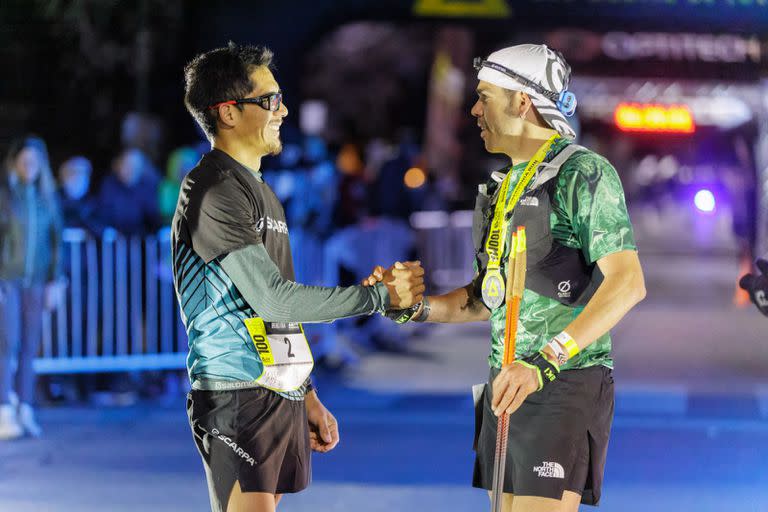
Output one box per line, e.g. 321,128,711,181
361,261,425,309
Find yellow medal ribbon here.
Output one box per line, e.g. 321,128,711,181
481,134,560,309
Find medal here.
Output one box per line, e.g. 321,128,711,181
480,134,560,309
481,270,505,310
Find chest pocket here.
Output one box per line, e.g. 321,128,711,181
509,179,602,306
508,186,553,265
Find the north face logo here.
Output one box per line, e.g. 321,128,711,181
519,196,539,207
533,461,565,479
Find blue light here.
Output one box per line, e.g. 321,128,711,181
694,189,716,213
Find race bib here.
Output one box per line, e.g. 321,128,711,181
243,317,314,392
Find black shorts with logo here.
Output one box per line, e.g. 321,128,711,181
472,365,614,505
187,387,311,510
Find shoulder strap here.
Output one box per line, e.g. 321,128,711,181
529,144,587,190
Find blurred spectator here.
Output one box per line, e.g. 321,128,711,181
55,156,100,406
96,148,162,236
271,137,340,236
58,156,102,233
305,137,338,238
371,140,420,220
0,136,65,440
333,142,369,228
415,172,449,212
91,148,162,405
121,112,164,164
159,146,201,224
263,138,341,238
263,143,304,228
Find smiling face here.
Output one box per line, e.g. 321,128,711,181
470,81,529,155
233,66,288,157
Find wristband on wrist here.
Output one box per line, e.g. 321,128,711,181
553,331,579,359
546,338,569,366
413,297,430,322
383,301,423,324
546,331,579,366
514,351,559,391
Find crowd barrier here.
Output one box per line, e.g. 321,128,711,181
410,210,475,290
36,227,185,374
35,214,475,374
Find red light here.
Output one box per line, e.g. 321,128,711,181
614,103,695,133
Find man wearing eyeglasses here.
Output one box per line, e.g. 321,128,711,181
174,42,424,512
371,44,645,511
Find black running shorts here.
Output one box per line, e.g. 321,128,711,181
187,387,311,510
472,365,614,505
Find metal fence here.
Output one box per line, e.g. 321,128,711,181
36,216,474,374
36,227,185,374
410,210,475,290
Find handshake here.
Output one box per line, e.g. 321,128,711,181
361,261,425,313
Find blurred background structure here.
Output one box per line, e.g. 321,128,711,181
0,0,767,510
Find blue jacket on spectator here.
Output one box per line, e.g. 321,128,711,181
96,173,162,236
60,195,104,235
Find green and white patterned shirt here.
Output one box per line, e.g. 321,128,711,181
484,138,637,370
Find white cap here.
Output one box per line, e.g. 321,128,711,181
476,44,577,139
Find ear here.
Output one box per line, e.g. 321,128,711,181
215,104,239,129
518,92,533,119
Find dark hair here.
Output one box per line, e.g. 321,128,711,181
4,135,57,202
184,41,274,141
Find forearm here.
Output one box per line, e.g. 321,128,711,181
424,280,490,323
220,244,390,323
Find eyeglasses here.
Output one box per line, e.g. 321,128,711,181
208,91,283,112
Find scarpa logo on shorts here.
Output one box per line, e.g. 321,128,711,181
211,428,257,466
519,196,539,207
533,461,565,479
256,216,289,235
557,280,572,298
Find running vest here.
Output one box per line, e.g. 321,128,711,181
472,144,603,307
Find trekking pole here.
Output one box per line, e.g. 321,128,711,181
490,226,527,512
